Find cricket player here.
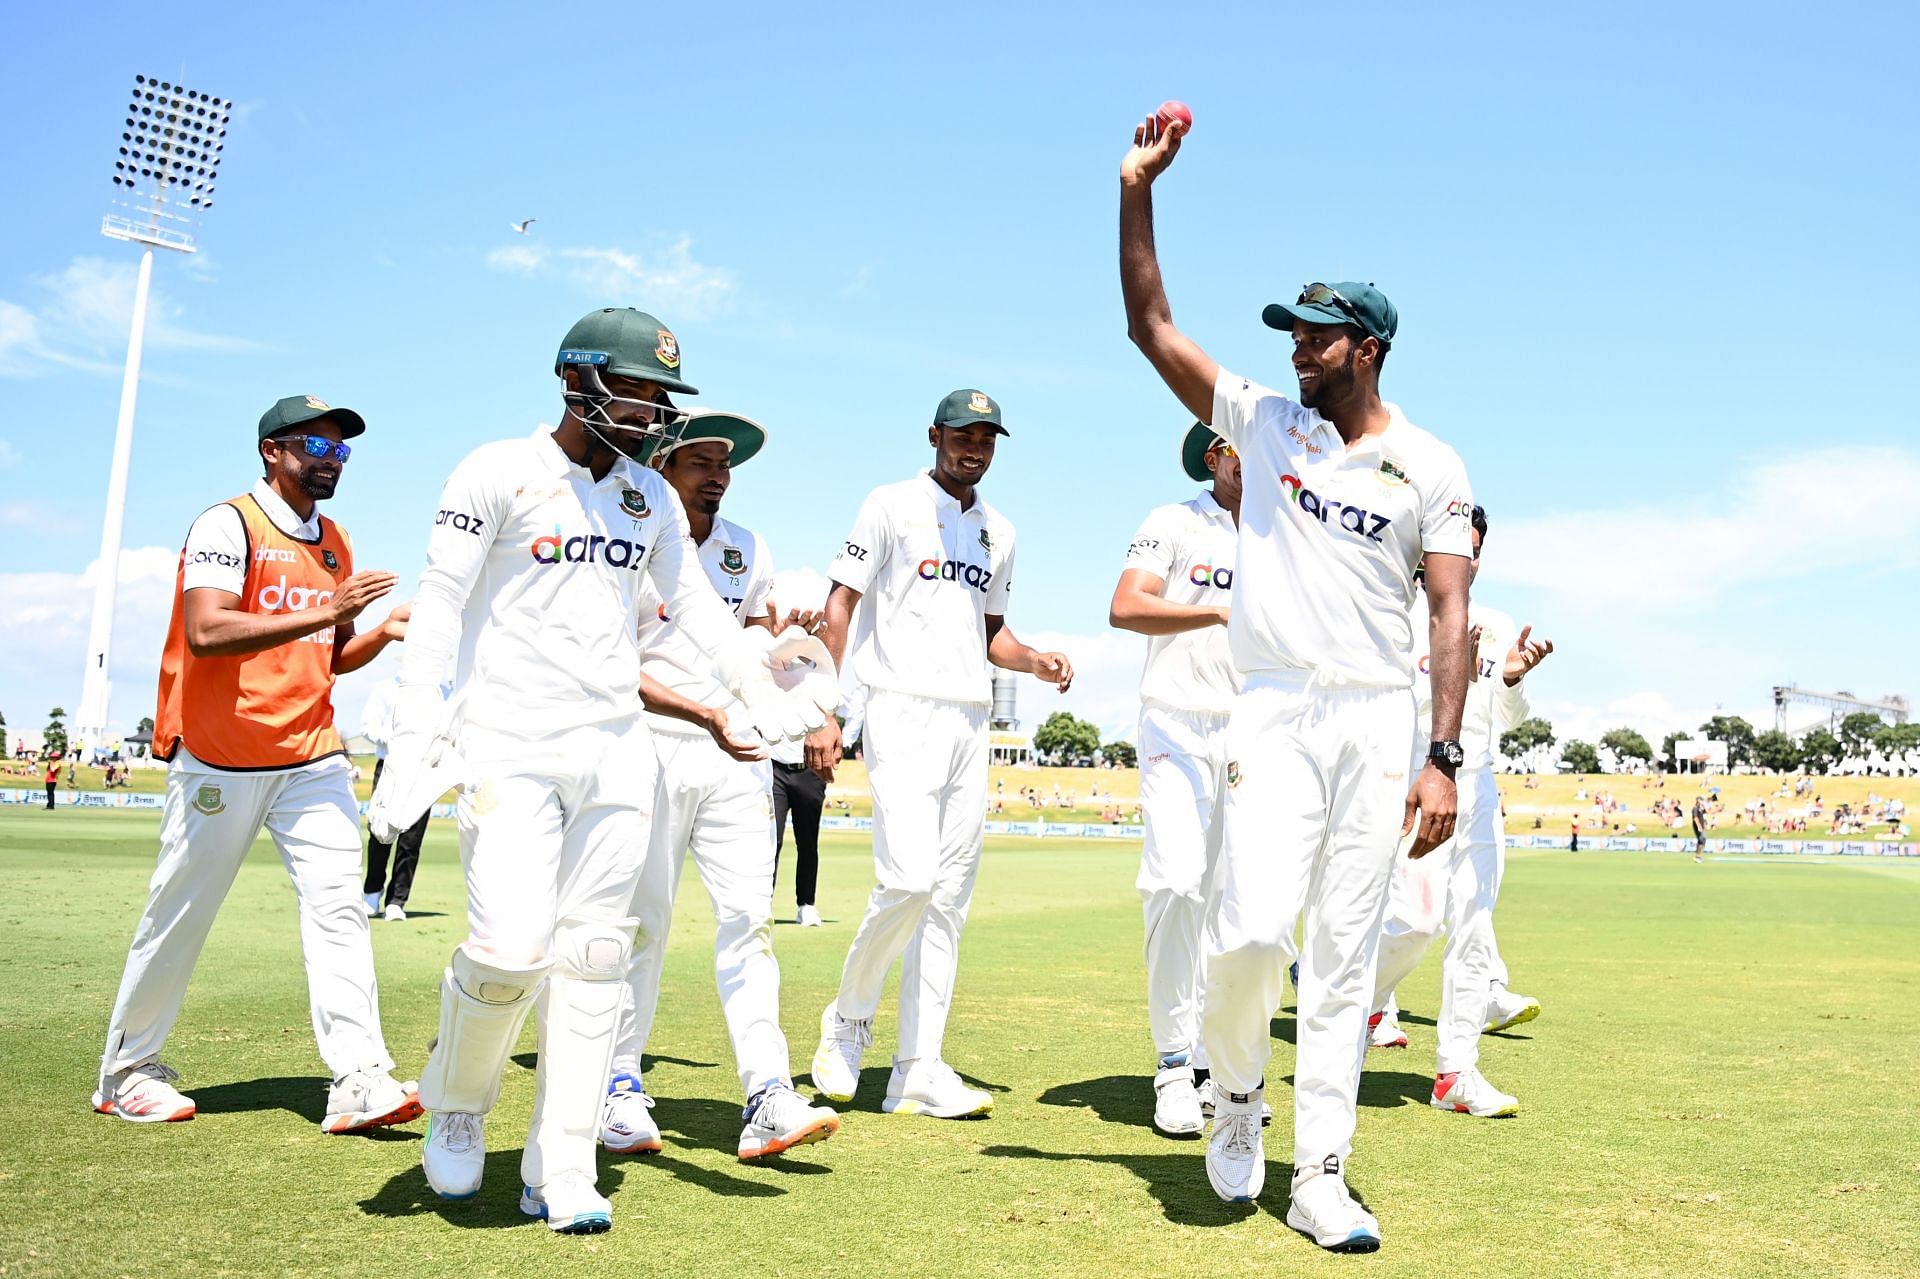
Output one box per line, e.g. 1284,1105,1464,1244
1121,113,1474,1253
601,411,841,1162
1364,506,1553,1119
808,390,1073,1119
370,309,831,1234
1107,421,1241,1137
95,396,418,1135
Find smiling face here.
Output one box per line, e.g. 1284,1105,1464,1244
1290,320,1380,410
929,422,999,489
660,438,733,516
261,418,347,502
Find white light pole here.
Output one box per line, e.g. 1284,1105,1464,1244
75,75,230,755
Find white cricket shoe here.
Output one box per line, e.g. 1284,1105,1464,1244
383,902,407,922
1197,1076,1272,1126
92,1061,195,1124
1368,1010,1409,1049
321,1069,422,1134
362,892,381,917
810,1002,871,1103
1431,1068,1520,1118
738,1082,840,1160
422,1111,486,1199
797,904,823,927
1205,1087,1265,1203
882,1059,992,1119
1287,1155,1381,1253
600,1073,661,1155
520,1170,612,1235
1484,985,1542,1033
1152,1059,1204,1137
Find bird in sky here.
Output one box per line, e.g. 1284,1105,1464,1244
510,218,536,234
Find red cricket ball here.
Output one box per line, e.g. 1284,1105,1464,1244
1156,100,1193,133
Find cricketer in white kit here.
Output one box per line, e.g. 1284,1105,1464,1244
1122,110,1475,1254
602,411,842,1163
1367,507,1552,1119
1107,420,1242,1138
368,309,830,1235
807,389,1074,1119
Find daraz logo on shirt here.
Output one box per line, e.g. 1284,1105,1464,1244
1278,474,1392,545
528,527,650,570
917,558,994,592
1187,563,1234,589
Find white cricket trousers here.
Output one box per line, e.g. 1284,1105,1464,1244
99,750,394,1089
1136,701,1230,1068
616,729,786,1098
1373,765,1504,1074
1201,673,1415,1169
833,689,988,1066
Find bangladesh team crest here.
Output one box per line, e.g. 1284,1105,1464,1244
192,783,226,816
655,329,680,369
978,528,994,553
322,549,339,570
621,489,650,519
1377,457,1409,487
967,391,992,415
1226,761,1241,789
720,546,746,575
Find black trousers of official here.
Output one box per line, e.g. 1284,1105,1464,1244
363,758,429,908
771,762,825,910
45,783,56,810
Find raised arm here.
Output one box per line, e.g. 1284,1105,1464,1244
1120,112,1219,424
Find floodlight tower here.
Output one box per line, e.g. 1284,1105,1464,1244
74,75,230,753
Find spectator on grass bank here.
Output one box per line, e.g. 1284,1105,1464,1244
1570,814,1581,853
44,755,60,809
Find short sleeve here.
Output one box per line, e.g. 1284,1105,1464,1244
986,528,1014,615
742,533,775,621
180,504,248,594
829,491,889,593
1124,505,1178,580
1418,446,1475,558
1211,367,1288,450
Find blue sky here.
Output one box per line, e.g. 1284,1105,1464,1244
3,1,1916,750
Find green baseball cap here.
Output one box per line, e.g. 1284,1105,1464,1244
1181,421,1227,482
1262,281,1398,346
257,394,366,443
933,388,1008,436
555,307,699,396
659,410,766,467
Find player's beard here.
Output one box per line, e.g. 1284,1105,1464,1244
297,466,339,500
1297,350,1358,410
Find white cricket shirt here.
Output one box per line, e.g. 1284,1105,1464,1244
1123,490,1240,716
639,513,774,736
828,470,1015,707
1212,369,1474,688
399,427,744,737
1408,593,1529,769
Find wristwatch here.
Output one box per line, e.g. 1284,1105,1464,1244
1428,739,1465,770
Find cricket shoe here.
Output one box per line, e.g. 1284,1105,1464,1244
1152,1057,1204,1137
1205,1087,1265,1203
600,1074,661,1154
383,903,407,922
362,892,381,917
882,1059,992,1119
520,1170,612,1235
810,1002,872,1103
322,1069,423,1134
738,1082,840,1160
422,1111,486,1199
798,904,823,927
1197,1076,1272,1126
1368,1010,1409,1050
1287,1155,1380,1253
1484,985,1542,1033
1431,1068,1519,1118
92,1061,195,1124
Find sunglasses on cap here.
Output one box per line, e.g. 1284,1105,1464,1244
1299,283,1368,328
274,435,352,463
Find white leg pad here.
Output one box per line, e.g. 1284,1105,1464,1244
419,944,547,1115
524,917,637,1189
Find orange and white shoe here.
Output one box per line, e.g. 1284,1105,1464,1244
1367,1010,1408,1049
1431,1068,1520,1118
738,1082,840,1160
321,1070,423,1134
92,1062,195,1123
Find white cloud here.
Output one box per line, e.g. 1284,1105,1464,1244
484,236,737,318
0,256,258,379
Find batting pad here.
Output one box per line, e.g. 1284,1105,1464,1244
419,945,547,1115
525,917,637,1186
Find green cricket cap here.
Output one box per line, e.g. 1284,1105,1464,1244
1262,281,1398,346
933,388,1008,436
555,307,699,396
257,394,365,443
1181,421,1227,482
660,410,766,468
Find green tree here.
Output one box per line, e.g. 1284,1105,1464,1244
1698,715,1757,767
137,716,155,734
1659,730,1686,773
1600,728,1653,764
1560,739,1600,774
1499,717,1555,757
1884,723,1920,755
1033,712,1101,766
44,707,69,757
1836,711,1889,758
1752,729,1801,773
1799,728,1841,774
1100,740,1138,769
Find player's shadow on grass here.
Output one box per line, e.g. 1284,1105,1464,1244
980,1144,1270,1227
509,1051,719,1070
192,1075,411,1138
802,1068,1008,1115
358,1153,633,1226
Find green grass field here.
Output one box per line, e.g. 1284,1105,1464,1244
3,808,1918,1278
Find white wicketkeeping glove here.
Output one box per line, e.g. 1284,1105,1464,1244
366,685,469,843
713,627,839,744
